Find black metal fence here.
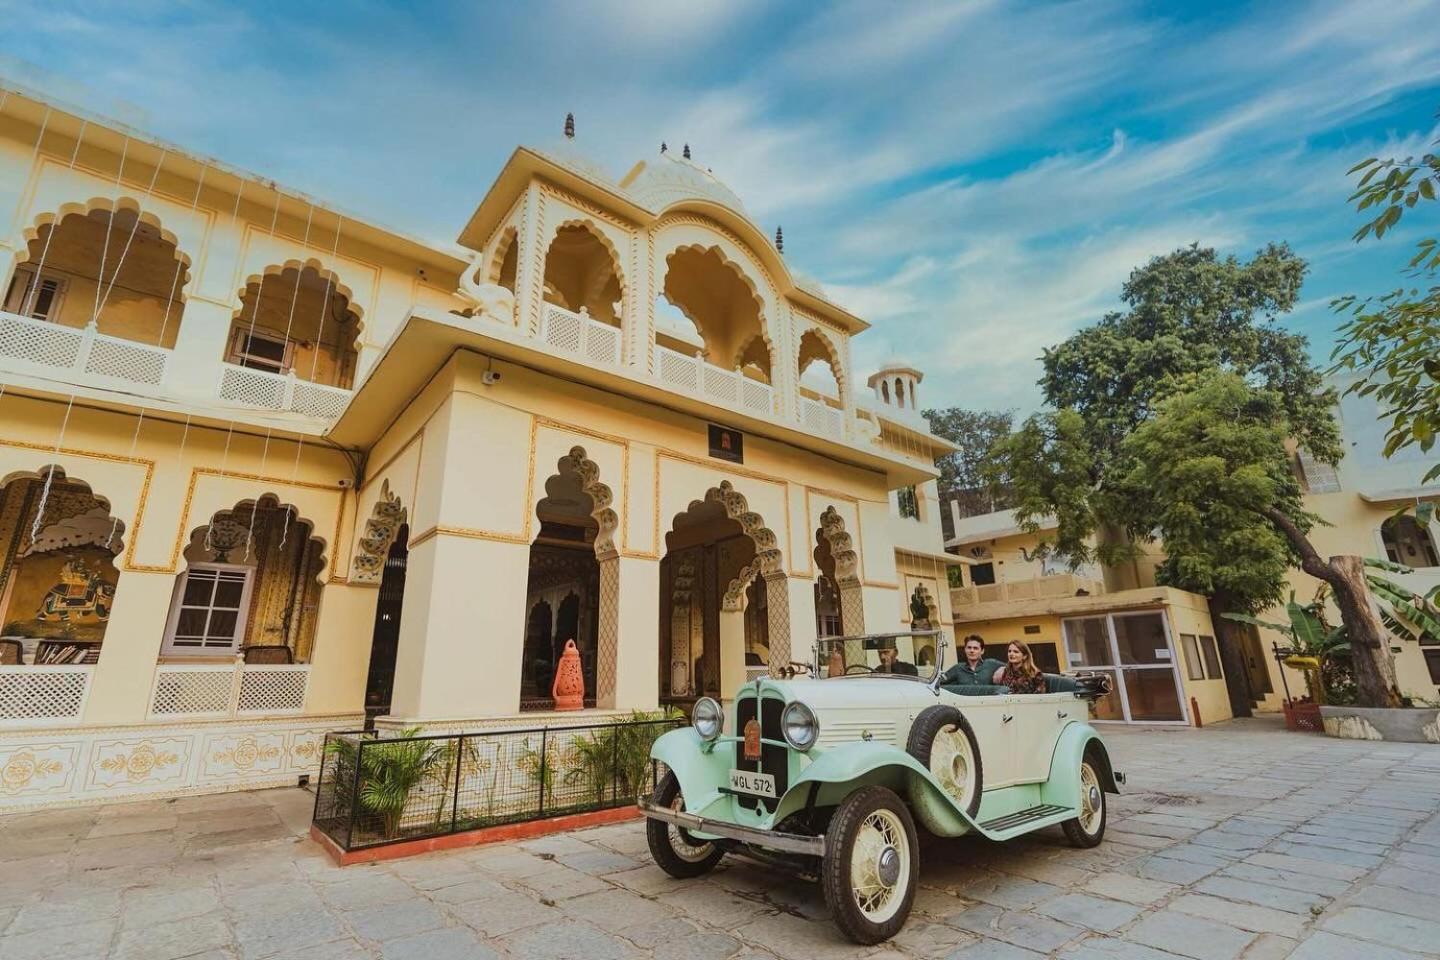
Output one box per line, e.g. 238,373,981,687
312,716,682,852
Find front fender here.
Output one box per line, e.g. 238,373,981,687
775,742,979,838
1041,721,1119,810
648,727,732,815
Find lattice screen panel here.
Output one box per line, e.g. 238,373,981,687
543,307,583,354
236,668,308,714
85,336,168,385
0,313,83,369
741,379,773,415
702,365,740,404
586,323,621,365
291,381,350,420
149,667,234,717
0,668,90,723
657,347,700,390
219,365,287,409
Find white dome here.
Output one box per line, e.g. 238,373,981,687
622,152,746,215
532,138,613,186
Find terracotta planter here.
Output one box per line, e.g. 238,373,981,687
1319,705,1440,743
1282,701,1324,733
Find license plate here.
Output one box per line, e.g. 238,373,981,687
729,769,777,798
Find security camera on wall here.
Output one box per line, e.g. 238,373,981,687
482,370,502,385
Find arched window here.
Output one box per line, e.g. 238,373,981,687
658,246,767,377
7,203,190,347
1382,515,1439,568
542,223,623,326
880,381,890,404
895,378,906,408
797,330,842,405
230,264,360,389
0,467,124,661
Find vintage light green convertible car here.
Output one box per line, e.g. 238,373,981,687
639,632,1122,944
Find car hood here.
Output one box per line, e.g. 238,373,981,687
750,675,939,712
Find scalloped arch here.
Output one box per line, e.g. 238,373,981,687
351,480,408,584
797,325,847,404
233,258,365,335
544,445,619,560
658,241,775,368
18,198,194,299
184,492,330,572
486,225,518,285
0,464,126,553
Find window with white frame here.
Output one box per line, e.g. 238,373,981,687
1179,633,1204,681
3,266,68,321
227,328,291,374
163,564,253,654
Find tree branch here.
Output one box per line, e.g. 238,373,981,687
1260,505,1335,584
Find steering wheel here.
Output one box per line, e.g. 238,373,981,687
846,664,873,675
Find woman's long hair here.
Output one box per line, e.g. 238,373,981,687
1007,640,1040,679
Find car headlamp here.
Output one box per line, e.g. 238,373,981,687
691,697,723,741
781,701,819,751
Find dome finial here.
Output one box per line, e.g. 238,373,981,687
682,143,691,160
660,141,667,154
564,112,575,139
775,225,784,253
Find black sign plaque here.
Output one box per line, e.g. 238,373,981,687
708,424,743,463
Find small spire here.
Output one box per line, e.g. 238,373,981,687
563,112,575,139
660,141,667,154
775,225,784,253
682,143,691,160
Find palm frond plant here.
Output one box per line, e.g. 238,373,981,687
561,709,684,806
1226,594,1348,705
325,727,455,840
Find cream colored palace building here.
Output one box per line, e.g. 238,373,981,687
0,85,960,810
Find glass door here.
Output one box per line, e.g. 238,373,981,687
1063,611,1188,723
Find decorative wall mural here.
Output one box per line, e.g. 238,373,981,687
35,558,115,624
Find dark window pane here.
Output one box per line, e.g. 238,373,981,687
174,608,209,638
212,578,245,608
1122,668,1183,721
182,573,216,606
1199,636,1223,679
206,610,239,641
1064,618,1112,667
1113,614,1171,665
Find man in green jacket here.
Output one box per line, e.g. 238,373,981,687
941,635,1007,690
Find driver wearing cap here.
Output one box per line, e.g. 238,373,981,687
873,636,919,676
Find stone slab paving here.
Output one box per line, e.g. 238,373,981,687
1,716,1437,959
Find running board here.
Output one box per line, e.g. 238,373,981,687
979,804,1071,833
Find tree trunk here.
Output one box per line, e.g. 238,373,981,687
1207,591,1255,718
1261,507,1402,709
1326,555,1402,708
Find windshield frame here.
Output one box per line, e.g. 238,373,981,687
812,629,946,683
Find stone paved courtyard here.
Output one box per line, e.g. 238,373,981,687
2,717,1438,960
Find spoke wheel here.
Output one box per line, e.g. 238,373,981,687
823,786,919,944
647,771,725,878
1061,757,1107,848
906,705,983,816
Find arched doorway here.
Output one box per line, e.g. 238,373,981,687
364,523,408,724
520,447,618,711
659,482,788,707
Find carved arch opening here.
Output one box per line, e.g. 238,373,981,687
655,243,773,381
351,480,408,584
542,220,626,327
521,446,620,710
814,506,863,636
231,260,362,389
797,327,845,408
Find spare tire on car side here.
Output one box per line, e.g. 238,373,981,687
906,705,983,817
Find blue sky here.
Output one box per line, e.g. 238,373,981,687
3,0,1437,412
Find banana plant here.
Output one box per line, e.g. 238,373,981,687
1224,594,1348,703
1363,557,1440,644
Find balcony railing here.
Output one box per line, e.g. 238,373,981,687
654,344,775,418
540,304,622,366
952,573,1106,607
800,395,845,440
0,665,94,727
0,310,169,387
148,662,310,720
218,363,351,421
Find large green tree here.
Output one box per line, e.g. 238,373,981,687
996,244,1347,716
922,407,1015,532
1332,114,1440,482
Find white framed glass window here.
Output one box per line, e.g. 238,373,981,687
1063,610,1188,724
163,564,254,655
4,266,68,321
1179,633,1204,681
227,328,291,374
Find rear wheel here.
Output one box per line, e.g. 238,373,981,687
646,771,725,878
822,786,919,945
1061,757,1107,848
906,706,983,816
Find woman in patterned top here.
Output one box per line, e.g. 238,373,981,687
992,640,1047,694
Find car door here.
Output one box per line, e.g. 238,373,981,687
945,694,1014,789
1008,694,1065,783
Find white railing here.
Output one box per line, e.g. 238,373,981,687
148,662,310,720
800,395,845,440
951,573,1107,607
0,665,94,726
0,311,170,387
218,363,351,421
653,344,775,417
540,305,622,366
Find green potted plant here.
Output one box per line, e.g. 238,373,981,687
1226,594,1347,731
